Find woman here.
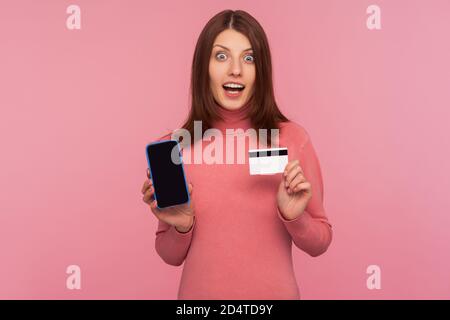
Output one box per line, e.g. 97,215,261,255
141,9,332,300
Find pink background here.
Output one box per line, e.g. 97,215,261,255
1,0,450,299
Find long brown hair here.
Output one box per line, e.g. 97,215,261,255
179,9,289,146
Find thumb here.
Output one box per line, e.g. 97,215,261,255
188,182,193,195
150,199,159,212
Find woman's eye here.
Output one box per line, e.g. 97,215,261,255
244,54,255,63
215,52,254,63
216,53,227,60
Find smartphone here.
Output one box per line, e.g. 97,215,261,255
145,140,190,209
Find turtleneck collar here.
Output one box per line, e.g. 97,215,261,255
210,99,253,135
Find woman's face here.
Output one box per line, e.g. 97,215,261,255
209,29,256,111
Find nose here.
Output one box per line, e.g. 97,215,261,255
229,56,242,76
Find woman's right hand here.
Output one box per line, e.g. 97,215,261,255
141,168,195,233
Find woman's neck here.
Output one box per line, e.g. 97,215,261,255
210,99,253,135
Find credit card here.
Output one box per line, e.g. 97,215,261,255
248,147,288,175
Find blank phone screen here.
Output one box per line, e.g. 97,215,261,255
146,140,189,208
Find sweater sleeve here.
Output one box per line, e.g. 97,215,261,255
277,132,333,257
155,216,196,266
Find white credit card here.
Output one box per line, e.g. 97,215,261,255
248,147,288,175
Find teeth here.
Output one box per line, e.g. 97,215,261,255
223,83,244,89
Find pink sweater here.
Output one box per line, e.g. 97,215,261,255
152,101,333,299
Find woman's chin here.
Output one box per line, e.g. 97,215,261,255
218,95,248,109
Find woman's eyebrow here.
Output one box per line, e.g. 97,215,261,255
213,44,253,52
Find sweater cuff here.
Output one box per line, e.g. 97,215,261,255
277,207,311,236
174,216,196,235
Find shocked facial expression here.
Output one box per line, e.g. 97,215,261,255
209,29,256,111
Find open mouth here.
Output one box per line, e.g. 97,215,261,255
222,83,245,93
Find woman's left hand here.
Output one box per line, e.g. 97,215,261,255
277,159,313,221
